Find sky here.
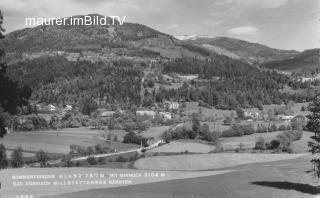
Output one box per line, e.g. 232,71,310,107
1,0,319,51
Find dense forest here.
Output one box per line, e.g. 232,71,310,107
150,57,318,109
261,49,320,76
7,56,143,109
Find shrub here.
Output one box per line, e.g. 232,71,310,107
36,150,49,167
123,131,148,146
265,142,272,150
270,140,280,149
113,135,118,142
222,124,254,137
223,116,233,125
278,125,287,131
276,134,291,151
256,124,268,133
269,124,278,132
203,131,220,143
161,130,173,143
87,156,97,165
11,146,24,168
255,137,266,150
115,155,127,162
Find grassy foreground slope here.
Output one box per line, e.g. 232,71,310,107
0,168,232,198
46,155,316,198
134,153,306,171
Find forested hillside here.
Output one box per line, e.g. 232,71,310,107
187,37,299,64
7,56,143,110
261,49,320,75
152,56,319,109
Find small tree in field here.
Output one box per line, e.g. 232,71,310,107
306,96,320,177
0,144,8,169
11,146,24,168
36,150,49,167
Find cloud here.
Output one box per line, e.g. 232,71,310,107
239,0,289,8
166,24,179,29
203,19,222,27
228,26,258,35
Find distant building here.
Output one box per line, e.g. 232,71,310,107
100,111,115,117
47,104,57,112
64,105,73,111
159,112,172,120
244,111,260,119
136,110,156,118
278,115,295,122
179,75,198,81
164,101,179,110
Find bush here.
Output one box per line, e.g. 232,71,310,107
113,135,118,142
115,155,127,162
203,131,220,143
256,124,268,133
161,130,173,143
268,130,302,152
255,137,266,150
36,150,49,167
222,124,254,137
276,134,291,151
269,124,278,132
223,116,233,125
278,125,287,131
123,131,148,146
270,140,280,149
87,156,97,165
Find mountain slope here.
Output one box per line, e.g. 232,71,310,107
1,14,211,59
183,36,299,64
261,48,320,75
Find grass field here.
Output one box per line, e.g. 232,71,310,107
141,126,170,140
0,167,232,198
148,141,213,153
220,131,312,152
134,153,306,171
0,128,105,154
0,127,138,155
50,155,317,198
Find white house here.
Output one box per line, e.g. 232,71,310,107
159,112,172,120
136,110,156,118
100,111,115,117
278,115,295,122
244,111,259,119
47,104,57,111
164,101,179,110
64,105,73,111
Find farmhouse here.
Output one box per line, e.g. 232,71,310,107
179,74,198,81
244,111,260,119
278,115,295,122
159,112,172,120
47,104,57,112
164,101,179,110
136,110,156,118
99,111,115,117
64,105,73,111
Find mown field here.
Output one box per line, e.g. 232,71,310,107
0,128,105,154
0,167,232,198
134,153,306,171
49,155,317,198
0,128,139,156
148,141,213,153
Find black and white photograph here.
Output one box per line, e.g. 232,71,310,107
0,0,319,197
